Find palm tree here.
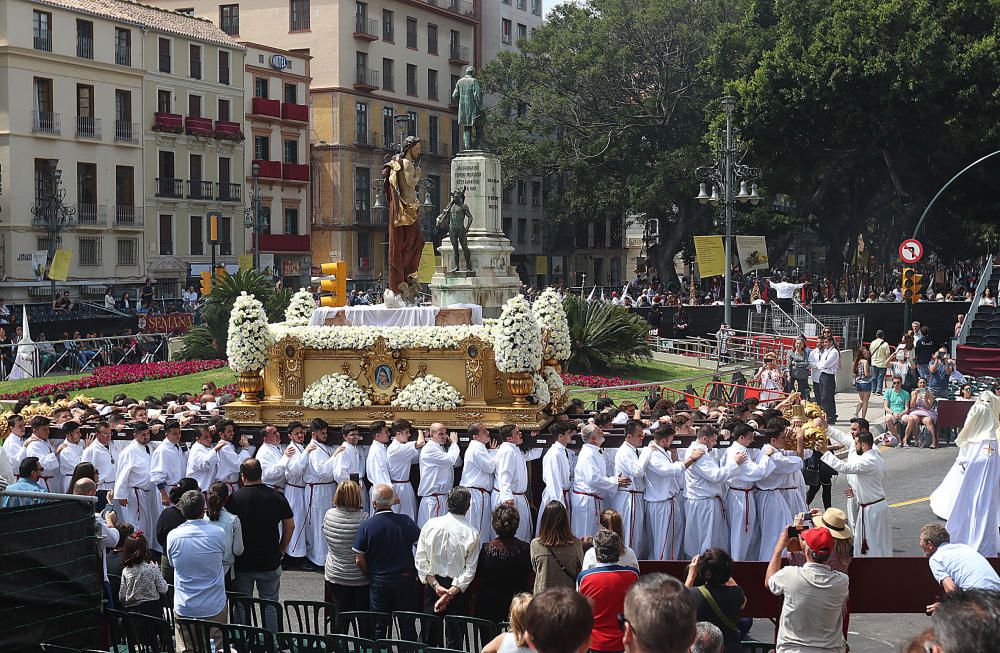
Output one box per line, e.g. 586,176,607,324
563,295,652,372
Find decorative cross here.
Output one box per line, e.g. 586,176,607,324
984,443,995,457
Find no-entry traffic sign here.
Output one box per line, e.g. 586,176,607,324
899,239,924,264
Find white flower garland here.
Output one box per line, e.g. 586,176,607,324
268,324,493,351
532,372,550,406
227,292,273,372
301,373,371,409
285,288,316,326
542,365,564,399
533,288,572,361
494,296,543,373
393,375,463,410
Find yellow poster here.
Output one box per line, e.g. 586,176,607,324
535,256,548,275
417,242,438,283
693,235,726,278
48,249,72,281
238,254,253,271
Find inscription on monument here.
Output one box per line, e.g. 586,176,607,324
454,163,482,192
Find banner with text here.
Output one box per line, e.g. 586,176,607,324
735,235,769,275
693,235,726,278
48,250,72,281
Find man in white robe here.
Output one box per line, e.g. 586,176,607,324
944,391,1000,557
256,425,287,489
417,423,461,527
818,422,892,557
149,421,188,551
304,418,344,566
639,425,704,560
56,421,87,495
365,420,393,488
754,429,799,561
216,420,252,494
81,422,116,510
611,420,647,557
460,422,497,543
537,422,574,535
492,425,534,542
684,425,745,556
332,423,370,514
725,424,774,561
2,415,25,468
386,419,425,520
185,427,218,492
571,424,630,539
113,423,157,537
282,421,310,562
22,416,59,492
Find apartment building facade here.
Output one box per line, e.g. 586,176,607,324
242,43,311,288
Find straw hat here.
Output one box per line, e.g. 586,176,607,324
812,507,853,539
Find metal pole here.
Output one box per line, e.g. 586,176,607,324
722,96,735,326
252,171,261,272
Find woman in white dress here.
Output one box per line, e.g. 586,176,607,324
753,353,783,406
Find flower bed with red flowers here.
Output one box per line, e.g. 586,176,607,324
560,373,647,388
0,360,227,400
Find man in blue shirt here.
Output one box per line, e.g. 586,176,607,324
920,523,1000,614
353,483,421,639
2,457,48,507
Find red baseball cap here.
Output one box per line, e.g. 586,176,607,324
801,526,834,556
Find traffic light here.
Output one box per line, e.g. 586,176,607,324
200,271,212,296
214,265,227,285
319,261,347,307
902,267,923,304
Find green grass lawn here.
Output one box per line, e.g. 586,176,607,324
0,368,237,401
565,359,717,407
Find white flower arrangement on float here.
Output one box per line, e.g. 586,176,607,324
533,288,571,361
494,296,543,373
284,288,316,326
301,373,371,409
227,292,273,373
532,372,551,406
542,365,564,398
266,324,494,352
392,375,463,410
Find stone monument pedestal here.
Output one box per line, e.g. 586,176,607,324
431,150,520,318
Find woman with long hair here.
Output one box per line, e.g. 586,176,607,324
753,353,783,406
68,462,98,494
482,593,533,653
581,509,638,570
155,477,199,583
684,548,747,653
904,378,938,448
852,345,873,420
785,337,811,400
530,501,582,594
119,531,168,617
204,481,244,584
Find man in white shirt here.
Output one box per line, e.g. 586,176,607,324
415,486,481,647
639,425,704,560
281,421,310,565
767,275,807,314
3,415,25,468
817,423,891,557
537,422,574,537
333,423,370,515
684,425,745,556
920,524,1000,614
817,335,841,423
113,423,157,539
572,424,630,539
807,339,825,407
460,421,497,543
365,420,393,489
255,425,287,489
304,418,344,567
21,416,60,492
725,424,775,561
55,421,87,495
186,427,219,492
215,420,253,494
612,420,647,557
493,425,534,542
387,419,425,520
82,421,116,510
417,423,461,527
149,421,188,551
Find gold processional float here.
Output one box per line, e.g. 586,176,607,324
782,395,830,450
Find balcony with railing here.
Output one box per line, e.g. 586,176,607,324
114,205,143,227
251,97,281,118
354,207,388,226
185,116,214,137
34,33,52,52
152,112,183,134
116,46,131,66
252,160,282,179
155,177,184,198
32,111,60,134
77,36,93,59
218,182,242,202
354,15,379,40
282,163,310,182
76,116,101,139
214,120,243,142
187,180,214,200
282,102,308,123
75,204,107,227
115,120,139,144
416,0,479,19
449,45,470,64
354,68,380,91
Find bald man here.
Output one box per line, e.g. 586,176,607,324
417,423,461,528
75,477,120,599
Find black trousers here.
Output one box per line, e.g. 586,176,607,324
370,575,419,640
325,581,371,616
424,576,470,650
819,372,838,422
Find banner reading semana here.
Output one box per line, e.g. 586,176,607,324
48,249,72,281
693,235,726,278
735,235,769,275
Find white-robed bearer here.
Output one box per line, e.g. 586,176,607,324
639,424,703,560
113,422,158,539
304,418,345,566
365,420,393,488
754,428,799,561
215,420,252,494
149,421,188,550
386,419,425,520
82,421,117,510
493,425,534,542
571,423,631,539
256,424,288,489
22,416,60,492
282,421,311,564
817,419,891,557
537,421,575,536
611,420,647,556
684,425,746,556
944,391,1000,557
3,415,25,467
186,426,219,492
725,423,774,561
56,421,88,495
333,423,370,514
417,423,461,527
460,421,497,543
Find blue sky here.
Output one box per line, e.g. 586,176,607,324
542,0,567,16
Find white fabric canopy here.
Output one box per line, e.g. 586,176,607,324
7,307,37,380
309,304,484,327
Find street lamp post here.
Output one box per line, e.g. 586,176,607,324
694,96,762,325
30,164,76,302
243,163,264,272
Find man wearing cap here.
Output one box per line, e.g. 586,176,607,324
572,423,631,539
765,526,850,653
684,425,746,556
816,420,892,557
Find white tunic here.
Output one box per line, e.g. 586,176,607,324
58,441,85,491
684,443,739,556
946,439,1000,557
283,442,309,558
304,441,340,565
366,441,392,487
460,440,497,543
754,449,797,561
639,443,687,560
257,443,287,489
332,442,369,514
387,440,420,520
417,442,461,527
185,442,218,492
24,438,60,493
3,434,23,470
571,443,619,540
725,443,772,561
537,441,573,536
492,442,532,541
821,447,891,557
81,441,116,492
611,442,647,557
148,440,188,552
216,442,252,489
113,441,157,539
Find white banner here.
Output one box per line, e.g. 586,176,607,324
31,250,48,281
735,235,769,275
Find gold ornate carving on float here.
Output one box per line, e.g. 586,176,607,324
358,337,412,405
275,410,304,419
